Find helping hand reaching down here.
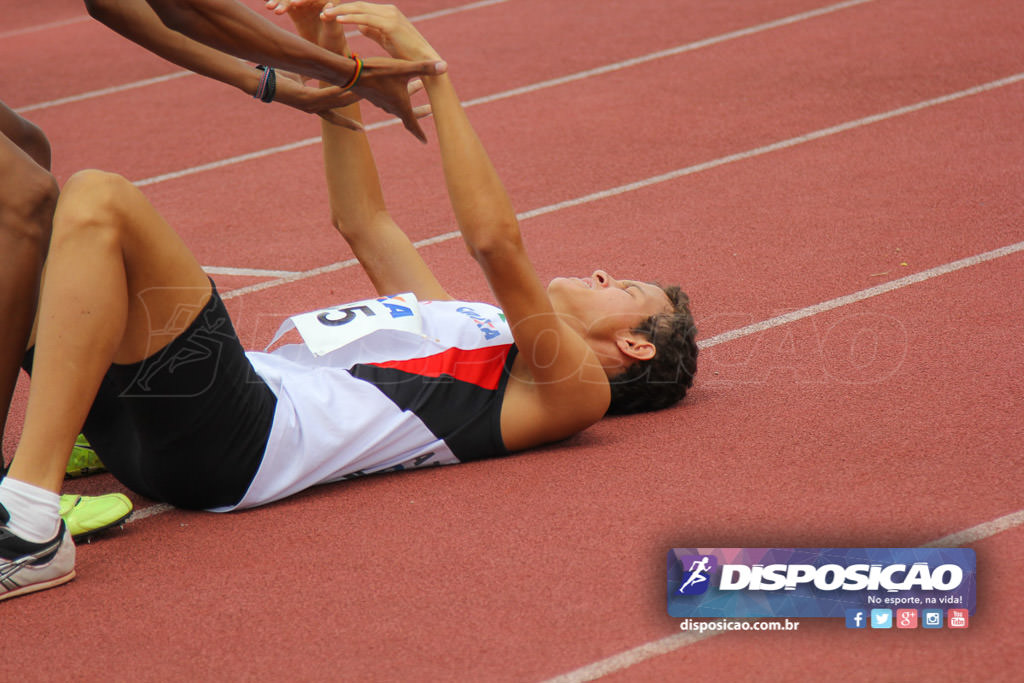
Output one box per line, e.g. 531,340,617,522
272,69,366,129
270,0,445,140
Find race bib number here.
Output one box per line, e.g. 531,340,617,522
268,293,422,356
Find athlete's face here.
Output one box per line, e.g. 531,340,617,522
547,270,672,340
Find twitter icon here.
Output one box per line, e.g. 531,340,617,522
870,609,893,629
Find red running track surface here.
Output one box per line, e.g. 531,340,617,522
2,0,1022,680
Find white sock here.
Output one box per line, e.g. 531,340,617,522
0,477,61,543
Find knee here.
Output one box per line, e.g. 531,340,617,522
14,119,52,170
52,170,133,246
3,116,52,170
0,162,58,247
26,168,58,233
62,169,132,204
59,170,135,224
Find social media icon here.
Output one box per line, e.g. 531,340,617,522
871,609,892,629
845,609,867,629
896,609,918,629
948,609,969,629
922,609,943,628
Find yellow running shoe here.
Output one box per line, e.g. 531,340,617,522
65,434,106,478
59,493,132,540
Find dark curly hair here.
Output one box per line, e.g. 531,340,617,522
606,285,698,414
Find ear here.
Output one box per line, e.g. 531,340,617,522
615,331,656,362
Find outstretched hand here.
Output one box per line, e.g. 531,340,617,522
267,0,326,42
267,0,444,141
348,58,442,141
273,70,364,129
320,2,443,63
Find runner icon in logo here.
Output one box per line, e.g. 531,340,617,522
678,555,716,595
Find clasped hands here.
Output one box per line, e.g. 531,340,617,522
267,0,445,140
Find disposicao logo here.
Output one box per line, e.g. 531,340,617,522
676,555,717,595
666,548,976,619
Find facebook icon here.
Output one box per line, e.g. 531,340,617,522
845,609,867,629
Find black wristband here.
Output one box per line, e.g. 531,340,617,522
254,66,276,103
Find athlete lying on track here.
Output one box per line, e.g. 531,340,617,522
0,2,697,601
2,0,447,539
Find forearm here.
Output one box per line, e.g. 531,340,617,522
321,104,389,235
142,0,358,85
315,24,386,233
315,20,445,299
322,109,413,296
422,74,520,254
87,0,263,96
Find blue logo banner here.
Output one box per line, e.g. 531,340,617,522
667,548,976,618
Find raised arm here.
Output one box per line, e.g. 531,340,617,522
285,2,449,299
420,75,608,391
327,4,612,434
85,0,446,139
84,0,363,127
140,0,358,79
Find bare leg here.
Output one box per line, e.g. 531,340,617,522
8,170,211,493
0,102,51,169
0,104,58,450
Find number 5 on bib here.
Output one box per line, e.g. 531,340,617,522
268,293,424,356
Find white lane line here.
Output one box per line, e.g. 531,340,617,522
138,68,1024,191
543,508,1024,683
0,15,89,40
212,73,1024,301
12,0,510,115
545,631,721,683
202,266,300,278
126,503,173,523
131,0,879,187
517,72,1024,222
409,0,510,22
699,241,1024,349
15,72,193,114
924,509,1024,548
465,0,878,109
136,136,323,188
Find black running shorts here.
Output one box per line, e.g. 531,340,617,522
23,282,276,509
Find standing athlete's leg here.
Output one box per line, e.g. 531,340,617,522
0,102,51,169
0,106,136,543
0,104,58,447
